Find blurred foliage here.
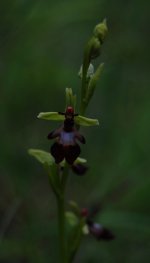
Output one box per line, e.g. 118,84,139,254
0,0,150,262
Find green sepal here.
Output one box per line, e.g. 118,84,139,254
65,211,79,226
37,112,65,121
37,111,98,126
75,115,99,126
28,149,54,166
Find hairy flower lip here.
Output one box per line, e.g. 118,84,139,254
48,126,85,165
51,142,81,165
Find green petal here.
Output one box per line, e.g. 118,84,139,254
75,115,99,126
37,112,65,121
28,149,54,166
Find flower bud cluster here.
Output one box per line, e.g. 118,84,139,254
89,19,108,62
80,19,108,114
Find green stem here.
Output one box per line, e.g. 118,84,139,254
68,219,84,262
56,163,69,263
57,195,67,263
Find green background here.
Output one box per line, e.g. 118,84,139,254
0,0,150,262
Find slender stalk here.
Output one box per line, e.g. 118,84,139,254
57,195,67,263
56,163,69,263
68,219,84,262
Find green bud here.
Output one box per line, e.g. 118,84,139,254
90,37,101,59
37,112,64,121
75,115,99,126
93,19,108,43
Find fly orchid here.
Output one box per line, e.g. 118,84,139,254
37,88,99,165
47,106,86,164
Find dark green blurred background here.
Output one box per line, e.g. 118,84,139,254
0,0,150,262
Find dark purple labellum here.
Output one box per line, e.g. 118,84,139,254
51,142,81,165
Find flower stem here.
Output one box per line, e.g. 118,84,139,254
57,163,69,263
57,195,67,263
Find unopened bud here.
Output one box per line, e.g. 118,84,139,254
90,37,101,59
93,19,108,43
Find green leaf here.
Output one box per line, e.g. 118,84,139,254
37,112,65,121
28,149,61,196
28,149,54,166
75,115,99,126
65,212,78,226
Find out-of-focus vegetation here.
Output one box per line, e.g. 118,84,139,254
0,0,150,262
